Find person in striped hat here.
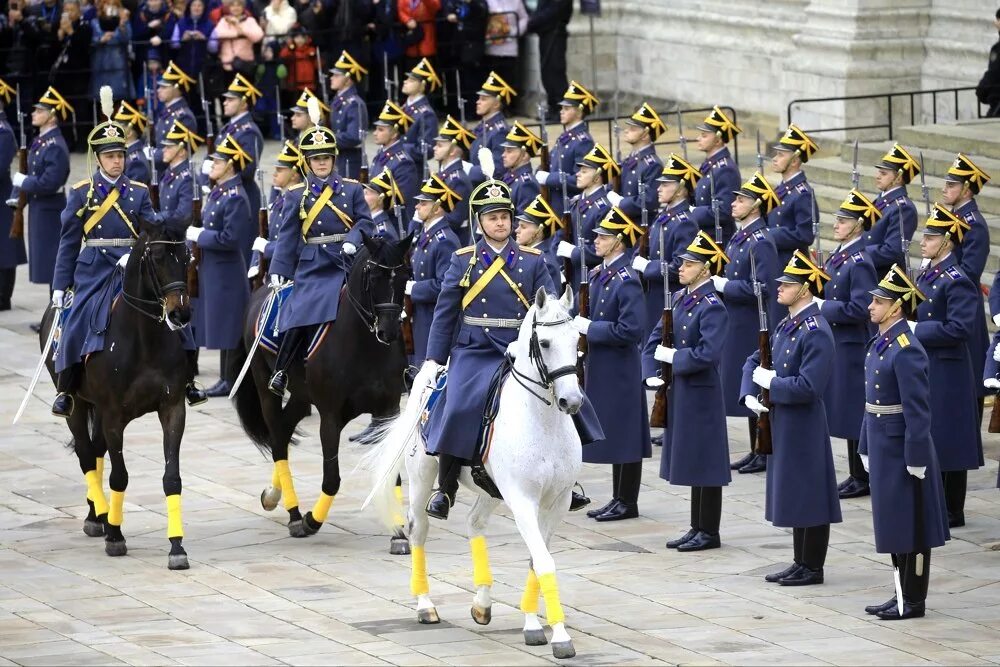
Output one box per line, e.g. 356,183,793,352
866,143,919,278
289,89,330,138
214,73,264,232
0,77,26,311
401,57,442,170
534,80,598,219
610,102,665,223
153,61,198,169
514,193,563,287
769,124,819,269
691,105,741,244
328,50,369,180
466,71,516,184
359,168,405,242
371,101,419,220
432,115,475,236
248,139,306,281
114,101,151,184
500,121,543,216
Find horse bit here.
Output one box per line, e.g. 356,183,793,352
346,256,407,346
506,314,577,406
120,240,189,325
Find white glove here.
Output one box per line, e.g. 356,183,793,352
247,265,260,279
753,366,776,389
185,226,202,243
413,359,442,391
744,394,769,415
919,258,931,270
201,159,214,176
654,345,676,364
632,255,650,273
711,275,728,291
201,185,211,196
534,170,549,185
557,240,575,259
252,237,269,254
813,297,825,309
645,376,665,389
984,378,1000,390
994,344,1000,362
116,253,130,268
606,191,623,207
342,242,357,256
405,280,415,295
51,290,65,309
5,198,16,208
505,340,519,360
269,274,287,289
573,315,591,335
12,172,27,188
993,313,1000,328
906,466,926,480
143,146,155,160
860,453,869,472
907,320,917,333
399,308,408,321
461,160,473,175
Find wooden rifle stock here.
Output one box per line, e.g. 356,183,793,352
149,182,160,211
576,282,589,385
989,392,1000,433
359,165,369,184
10,147,28,239
649,307,672,428
755,330,774,455
539,145,551,203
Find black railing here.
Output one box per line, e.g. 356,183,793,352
787,87,985,139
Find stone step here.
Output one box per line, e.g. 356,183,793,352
896,122,1000,161
841,143,1000,186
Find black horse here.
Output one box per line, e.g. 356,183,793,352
233,232,412,551
41,219,193,570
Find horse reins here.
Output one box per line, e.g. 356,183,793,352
501,313,576,407
120,240,189,324
346,255,408,345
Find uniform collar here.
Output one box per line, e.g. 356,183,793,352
478,237,518,268
440,157,460,171
230,111,250,123
874,317,910,353
680,278,714,308
780,301,818,334
881,185,906,200
666,200,690,216
954,198,977,216
781,170,805,187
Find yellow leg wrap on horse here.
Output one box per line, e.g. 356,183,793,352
469,536,494,588
86,458,105,503
108,490,125,527
520,569,540,614
410,546,429,596
538,572,565,625
166,494,184,538
85,470,109,516
274,460,298,510
392,484,405,527
270,461,281,490
311,492,334,523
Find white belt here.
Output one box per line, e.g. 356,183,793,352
305,233,347,245
865,402,903,415
85,238,135,248
463,315,523,329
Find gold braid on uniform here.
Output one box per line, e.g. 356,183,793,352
459,251,477,288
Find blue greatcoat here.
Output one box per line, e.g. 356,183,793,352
371,141,418,220
654,280,731,487
410,217,460,365
125,140,151,185
769,171,816,270
819,239,876,440
540,121,594,217
269,173,372,331
914,257,983,472
859,318,950,553
0,110,27,270
52,174,157,372
953,198,989,398
467,112,508,185
503,163,539,218
740,302,843,528
719,218,779,416
638,202,698,348
192,175,253,349
566,185,612,292
249,185,289,271
618,144,661,222
152,98,197,170
217,111,263,228
353,209,401,245
424,239,555,459
12,127,70,285
866,186,917,278
582,253,651,465
330,86,367,179
690,147,739,245
534,238,561,290
439,159,472,238
156,161,198,353
401,95,437,169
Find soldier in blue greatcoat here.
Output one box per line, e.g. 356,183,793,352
328,51,369,180
465,71,514,185
533,81,597,220
432,116,475,238
913,205,982,528
114,101,151,185
614,102,664,222
768,124,819,269
153,62,198,171
575,207,650,522
289,89,330,143
248,140,306,281
715,172,780,475
401,58,441,173
741,250,843,587
0,78,27,310
647,231,731,551
690,106,741,244
514,194,563,289
49,111,162,417
820,191,879,500
408,174,462,366
358,169,404,244
266,123,373,397
213,74,264,235
500,121,542,217
866,143,919,279
860,265,950,620
185,135,255,396
371,101,419,221
9,86,72,289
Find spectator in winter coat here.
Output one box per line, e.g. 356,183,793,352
977,8,1000,117
483,0,526,111
398,0,440,66
260,0,295,42
171,0,215,78
90,0,134,100
209,0,264,72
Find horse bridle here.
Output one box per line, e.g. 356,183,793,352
121,239,188,324
506,313,577,406
346,255,407,345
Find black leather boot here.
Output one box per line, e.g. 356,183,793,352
426,454,462,520
186,383,208,406
51,393,74,418
269,328,307,397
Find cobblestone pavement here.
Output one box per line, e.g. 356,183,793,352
2,146,1000,666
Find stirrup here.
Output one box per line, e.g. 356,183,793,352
267,370,287,397
51,392,75,418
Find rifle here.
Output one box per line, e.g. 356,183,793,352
750,245,773,455
455,70,466,125
850,138,860,190
637,179,650,276
419,113,430,181
989,359,1000,433
146,69,159,209
575,198,589,386
649,218,671,428
537,99,550,203
358,99,369,184
276,84,285,143
186,151,203,298
755,129,764,172
676,107,687,161
383,52,394,102
10,84,27,239
396,200,415,355
198,74,213,148
611,92,622,193
559,171,573,286
252,169,269,290
316,47,329,105
709,169,721,245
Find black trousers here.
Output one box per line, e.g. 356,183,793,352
436,452,465,498
612,461,642,505
56,363,81,394
942,470,967,518
690,486,722,534
273,326,316,376
537,28,568,112
0,267,15,309
893,550,931,603
792,524,830,570
846,439,869,482
747,414,758,454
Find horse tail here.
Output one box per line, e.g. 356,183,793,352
231,343,272,455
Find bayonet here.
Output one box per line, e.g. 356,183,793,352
676,107,687,161
315,47,329,105
709,169,721,245
851,138,860,190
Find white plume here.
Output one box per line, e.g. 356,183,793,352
477,146,494,180
307,96,321,126
99,86,114,121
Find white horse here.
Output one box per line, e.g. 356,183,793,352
362,286,584,659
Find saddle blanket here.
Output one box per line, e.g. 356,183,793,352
254,284,330,360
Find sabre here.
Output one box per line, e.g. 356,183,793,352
13,308,62,424
228,288,279,399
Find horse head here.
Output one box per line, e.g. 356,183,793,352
353,230,413,345
129,218,190,330
522,286,583,415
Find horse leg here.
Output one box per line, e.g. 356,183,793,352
389,475,411,555
69,406,105,537
508,499,575,659
160,401,189,570
467,494,500,625
409,451,439,624
102,419,128,558
300,410,342,536
256,386,307,535
521,564,547,646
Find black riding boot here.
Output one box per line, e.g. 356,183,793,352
0,267,15,310
877,550,930,620
942,470,967,527
269,327,309,397
185,350,207,406
52,364,81,418
427,454,464,520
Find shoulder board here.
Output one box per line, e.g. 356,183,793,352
851,251,865,263
963,212,976,224
894,195,909,206
897,332,910,348
642,153,657,165
456,245,476,255
519,244,542,255
945,266,962,280
131,181,148,189
751,230,766,242
794,182,810,194
288,183,306,191
435,229,447,241
617,267,631,281
342,177,359,184
714,157,729,167
596,198,609,210
73,179,90,189
805,316,819,331
705,292,720,305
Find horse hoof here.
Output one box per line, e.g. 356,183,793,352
105,540,127,557
83,519,105,537
417,608,440,624
260,486,281,511
389,536,411,555
471,605,492,625
302,512,321,536
551,640,576,659
523,629,548,646
168,553,190,570
288,520,308,538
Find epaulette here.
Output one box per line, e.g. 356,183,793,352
288,183,306,191
519,244,542,255
131,181,148,189
705,292,720,305
342,177,359,184
616,267,631,281
642,153,657,166
851,251,865,263
435,229,447,241
963,212,976,224
945,266,962,280
596,198,609,210
714,157,729,168
894,195,909,206
456,245,475,255
805,316,819,331
794,182,810,194
752,229,766,242
897,332,910,348
73,179,90,189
